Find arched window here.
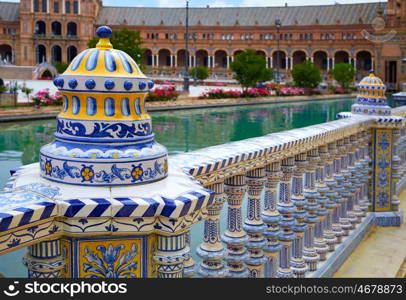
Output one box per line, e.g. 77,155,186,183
73,1,79,14
67,46,77,63
54,1,59,13
52,45,62,63
36,44,47,64
67,22,77,36
51,21,62,36
34,0,40,12
42,0,48,12
0,44,13,63
65,1,71,14
35,21,46,35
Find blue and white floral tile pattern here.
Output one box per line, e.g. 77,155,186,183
56,118,153,143
0,220,60,253
83,243,139,278
57,218,111,234
39,153,168,186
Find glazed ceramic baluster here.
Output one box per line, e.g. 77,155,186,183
197,182,228,278
322,144,338,252
276,157,297,278
183,229,196,277
353,133,365,223
303,149,320,271
339,137,352,236
392,129,402,211
222,175,249,278
332,140,345,243
23,239,66,278
314,146,329,261
358,132,371,215
290,153,309,278
346,135,358,229
244,168,267,278
154,232,188,278
262,162,282,278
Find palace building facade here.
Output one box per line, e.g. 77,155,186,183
0,0,405,89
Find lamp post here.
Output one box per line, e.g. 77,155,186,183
191,33,198,86
275,19,282,84
183,0,190,93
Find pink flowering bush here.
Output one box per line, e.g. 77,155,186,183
147,85,179,102
241,88,271,98
277,86,306,96
31,89,63,107
276,86,308,96
199,88,272,99
204,81,227,87
334,87,350,94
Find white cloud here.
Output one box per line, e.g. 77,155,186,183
156,0,184,7
209,0,234,7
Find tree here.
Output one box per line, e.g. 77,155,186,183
230,49,273,91
189,66,209,83
332,63,355,88
291,61,322,89
88,28,145,65
54,61,68,74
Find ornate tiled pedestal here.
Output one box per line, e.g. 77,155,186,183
339,70,405,227
0,26,214,278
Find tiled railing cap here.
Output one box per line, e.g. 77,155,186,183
174,115,373,179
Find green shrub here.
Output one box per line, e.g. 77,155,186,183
54,61,69,74
291,61,322,89
332,63,355,89
189,66,209,82
231,49,273,91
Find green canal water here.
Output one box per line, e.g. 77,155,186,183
0,98,355,277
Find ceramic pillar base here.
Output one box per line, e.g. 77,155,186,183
323,230,337,252
332,223,344,243
303,247,319,272
314,238,329,261
339,218,351,236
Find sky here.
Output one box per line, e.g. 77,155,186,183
5,0,385,7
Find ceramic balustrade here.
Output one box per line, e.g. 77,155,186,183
262,162,282,278
314,147,329,261
303,148,321,271
322,144,338,252
244,168,267,277
222,175,249,278
290,153,308,278
196,182,228,278
1,107,406,278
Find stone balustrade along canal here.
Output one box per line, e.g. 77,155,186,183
0,26,405,278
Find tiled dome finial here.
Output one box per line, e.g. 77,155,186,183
352,70,391,116
40,26,168,186
96,26,113,49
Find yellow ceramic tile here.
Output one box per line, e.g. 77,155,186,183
78,238,142,278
